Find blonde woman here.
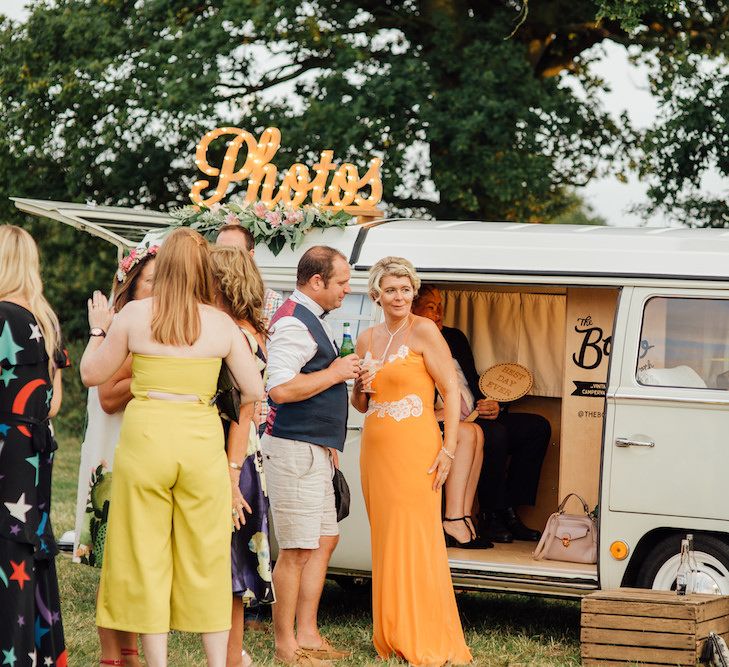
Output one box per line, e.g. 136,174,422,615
0,225,70,666
210,246,273,667
73,244,158,667
80,228,264,667
351,256,472,666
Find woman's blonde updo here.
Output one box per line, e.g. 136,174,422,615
210,245,267,335
367,256,421,303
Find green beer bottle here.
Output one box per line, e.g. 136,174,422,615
340,322,355,357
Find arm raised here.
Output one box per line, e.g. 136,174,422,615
80,293,132,387
350,327,372,414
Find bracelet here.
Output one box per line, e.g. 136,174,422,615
228,461,243,470
441,445,455,460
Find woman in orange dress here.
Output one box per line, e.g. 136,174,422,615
352,256,472,666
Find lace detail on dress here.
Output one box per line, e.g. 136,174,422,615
366,393,423,422
387,345,410,364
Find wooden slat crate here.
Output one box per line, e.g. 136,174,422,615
581,588,729,666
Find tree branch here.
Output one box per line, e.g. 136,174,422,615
216,55,331,96
388,194,439,211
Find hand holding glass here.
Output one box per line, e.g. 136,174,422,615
361,358,382,393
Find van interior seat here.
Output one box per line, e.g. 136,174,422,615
637,365,707,389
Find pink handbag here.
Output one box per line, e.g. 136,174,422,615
533,493,597,564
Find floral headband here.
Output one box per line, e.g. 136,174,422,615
116,244,159,283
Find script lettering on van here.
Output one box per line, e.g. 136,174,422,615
189,126,382,213
570,314,611,399
572,314,612,371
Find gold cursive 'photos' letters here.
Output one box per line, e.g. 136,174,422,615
189,126,382,213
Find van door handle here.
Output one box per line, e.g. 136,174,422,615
346,425,362,432
615,437,655,448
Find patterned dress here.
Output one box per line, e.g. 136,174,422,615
0,301,70,667
228,329,274,605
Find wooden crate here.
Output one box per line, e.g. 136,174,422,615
581,588,729,666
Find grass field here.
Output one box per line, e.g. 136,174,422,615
51,359,582,666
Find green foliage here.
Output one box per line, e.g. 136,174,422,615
545,190,608,226
170,201,353,255
19,215,117,340
0,0,727,337
597,0,680,30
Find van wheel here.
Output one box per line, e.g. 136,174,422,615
635,534,729,594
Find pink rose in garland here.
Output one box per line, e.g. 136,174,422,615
253,202,268,218
283,208,304,225
225,212,239,225
265,210,282,228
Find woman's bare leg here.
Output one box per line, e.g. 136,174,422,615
202,630,230,667
464,425,484,534
120,632,141,667
99,626,122,664
444,423,477,543
140,633,168,667
226,596,245,667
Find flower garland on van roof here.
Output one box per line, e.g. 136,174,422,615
169,199,353,256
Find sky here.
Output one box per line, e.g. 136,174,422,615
3,0,723,227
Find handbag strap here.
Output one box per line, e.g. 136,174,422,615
558,493,591,515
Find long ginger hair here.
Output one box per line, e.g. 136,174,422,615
151,228,215,346
0,225,61,375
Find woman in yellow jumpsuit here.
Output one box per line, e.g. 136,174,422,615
80,229,264,667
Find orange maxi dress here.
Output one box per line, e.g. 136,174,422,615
360,339,472,666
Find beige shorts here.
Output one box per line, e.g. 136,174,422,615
260,434,338,550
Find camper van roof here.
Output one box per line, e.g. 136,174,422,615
12,198,729,282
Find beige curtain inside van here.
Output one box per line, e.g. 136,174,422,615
441,290,566,398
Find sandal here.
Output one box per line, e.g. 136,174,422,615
242,649,253,667
443,516,493,549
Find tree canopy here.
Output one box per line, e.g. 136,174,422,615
0,0,726,334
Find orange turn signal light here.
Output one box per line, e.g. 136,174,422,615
610,540,629,560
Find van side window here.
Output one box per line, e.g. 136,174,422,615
281,290,373,341
636,297,729,389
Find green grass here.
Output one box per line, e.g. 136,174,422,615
51,357,582,666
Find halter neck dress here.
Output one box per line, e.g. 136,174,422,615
360,325,472,666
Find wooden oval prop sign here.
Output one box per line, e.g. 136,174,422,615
478,363,533,402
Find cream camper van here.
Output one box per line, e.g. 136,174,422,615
16,197,729,599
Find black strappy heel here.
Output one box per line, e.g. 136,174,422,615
443,516,493,549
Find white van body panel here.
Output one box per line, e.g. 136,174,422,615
14,197,729,598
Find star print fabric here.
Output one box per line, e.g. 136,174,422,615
0,303,69,666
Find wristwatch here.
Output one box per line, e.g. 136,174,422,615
89,327,106,337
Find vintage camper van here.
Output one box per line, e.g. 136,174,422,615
15,197,729,599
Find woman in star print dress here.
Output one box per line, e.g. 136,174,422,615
0,226,70,667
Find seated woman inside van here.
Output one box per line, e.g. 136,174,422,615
412,286,550,545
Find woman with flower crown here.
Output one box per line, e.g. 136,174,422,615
73,243,158,667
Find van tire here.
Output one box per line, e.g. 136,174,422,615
635,533,729,594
